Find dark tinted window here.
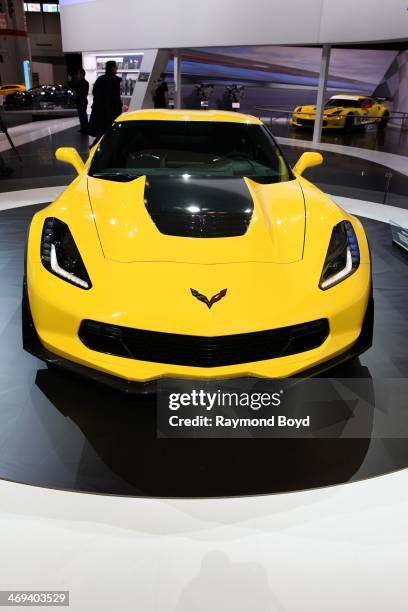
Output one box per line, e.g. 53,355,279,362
89,120,293,182
325,97,363,108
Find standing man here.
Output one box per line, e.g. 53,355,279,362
71,68,89,134
88,60,122,145
152,72,168,109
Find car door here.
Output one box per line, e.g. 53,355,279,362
372,99,385,123
361,98,378,124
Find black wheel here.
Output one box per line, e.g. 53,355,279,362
344,114,355,132
378,111,389,130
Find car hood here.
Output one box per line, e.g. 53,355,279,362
297,105,349,116
87,175,306,264
323,106,348,115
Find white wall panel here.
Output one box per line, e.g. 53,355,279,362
60,0,324,52
60,0,408,52
320,0,408,44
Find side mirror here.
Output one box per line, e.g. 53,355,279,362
55,147,85,175
293,152,323,176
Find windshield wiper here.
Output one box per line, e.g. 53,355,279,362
91,171,140,182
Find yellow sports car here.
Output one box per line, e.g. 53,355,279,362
0,83,26,96
23,110,373,392
292,94,389,131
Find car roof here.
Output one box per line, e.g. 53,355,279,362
329,94,371,101
116,109,262,124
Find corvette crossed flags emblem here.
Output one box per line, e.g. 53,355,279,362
190,288,227,309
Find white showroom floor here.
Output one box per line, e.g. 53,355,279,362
0,470,407,611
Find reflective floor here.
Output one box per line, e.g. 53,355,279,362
0,204,408,496
0,125,88,192
271,120,408,157
281,144,408,208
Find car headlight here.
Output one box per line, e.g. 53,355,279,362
41,218,92,289
319,221,360,290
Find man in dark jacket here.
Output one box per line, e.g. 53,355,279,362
71,68,89,133
152,72,168,108
88,60,122,144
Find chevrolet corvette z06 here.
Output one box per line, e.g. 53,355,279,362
23,110,373,391
292,94,389,131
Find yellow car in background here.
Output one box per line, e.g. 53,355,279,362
0,83,26,96
23,110,373,392
292,94,390,131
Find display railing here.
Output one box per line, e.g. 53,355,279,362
255,106,408,132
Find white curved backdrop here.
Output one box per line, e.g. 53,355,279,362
60,0,408,52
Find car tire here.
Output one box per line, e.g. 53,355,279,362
344,114,355,132
378,111,389,130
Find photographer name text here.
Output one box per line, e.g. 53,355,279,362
168,415,310,429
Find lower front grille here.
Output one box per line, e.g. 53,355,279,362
298,118,315,127
79,319,329,368
297,118,327,127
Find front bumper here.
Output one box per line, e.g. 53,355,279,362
291,115,346,129
25,199,372,392
23,278,374,394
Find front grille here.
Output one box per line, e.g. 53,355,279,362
298,118,327,127
298,118,314,127
79,319,329,367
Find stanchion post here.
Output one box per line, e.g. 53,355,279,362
312,45,331,146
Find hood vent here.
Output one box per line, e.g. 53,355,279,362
144,176,254,238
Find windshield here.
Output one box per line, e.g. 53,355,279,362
89,120,293,183
325,98,363,108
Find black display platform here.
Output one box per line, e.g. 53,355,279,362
0,204,408,497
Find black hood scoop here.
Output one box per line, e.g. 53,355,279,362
144,176,254,238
